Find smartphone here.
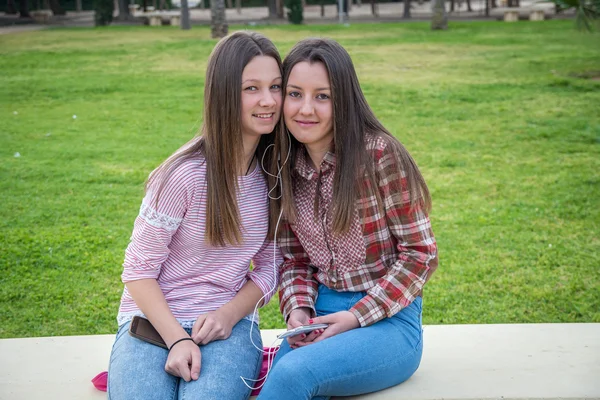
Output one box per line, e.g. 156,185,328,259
129,316,168,349
277,324,329,339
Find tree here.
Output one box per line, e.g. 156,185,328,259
19,0,30,17
403,0,411,18
49,0,66,14
268,0,277,17
211,0,228,38
181,0,191,29
287,0,303,23
544,0,599,31
450,0,473,11
94,0,114,25
6,0,18,14
116,0,131,19
431,0,447,29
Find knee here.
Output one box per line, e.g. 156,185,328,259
260,353,318,400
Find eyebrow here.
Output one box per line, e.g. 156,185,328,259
242,77,282,85
287,84,331,91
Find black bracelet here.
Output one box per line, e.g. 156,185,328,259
169,337,194,351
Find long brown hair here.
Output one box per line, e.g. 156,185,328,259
148,31,282,246
272,38,431,234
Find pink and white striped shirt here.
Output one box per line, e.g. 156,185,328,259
117,154,281,328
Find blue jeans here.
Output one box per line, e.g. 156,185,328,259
108,318,262,400
258,285,423,400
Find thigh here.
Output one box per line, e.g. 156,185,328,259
269,297,423,399
179,319,263,400
108,321,179,400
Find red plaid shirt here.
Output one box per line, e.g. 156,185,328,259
279,135,438,327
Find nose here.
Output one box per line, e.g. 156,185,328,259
259,88,277,108
299,99,314,116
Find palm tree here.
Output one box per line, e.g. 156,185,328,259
211,0,228,38
545,0,599,31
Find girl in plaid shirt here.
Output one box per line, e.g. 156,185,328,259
259,38,438,399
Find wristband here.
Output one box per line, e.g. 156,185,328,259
169,337,194,351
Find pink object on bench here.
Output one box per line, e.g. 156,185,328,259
92,347,278,396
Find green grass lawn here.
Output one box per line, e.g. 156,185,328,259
1,20,599,338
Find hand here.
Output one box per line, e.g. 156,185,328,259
286,308,319,347
164,339,201,382
192,310,235,345
295,311,360,348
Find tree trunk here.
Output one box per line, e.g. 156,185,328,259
19,0,29,16
276,0,283,18
181,0,191,29
403,0,411,18
431,0,447,29
116,0,130,20
370,0,378,16
236,0,241,13
267,0,276,17
450,0,454,11
49,0,65,14
211,0,227,38
226,0,231,8
6,0,18,13
466,0,472,11
75,0,82,11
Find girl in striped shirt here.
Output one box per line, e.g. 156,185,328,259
108,31,283,400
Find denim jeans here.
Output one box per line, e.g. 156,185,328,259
258,285,423,400
108,318,262,400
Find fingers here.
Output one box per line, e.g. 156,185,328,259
190,347,201,381
192,315,206,343
304,328,323,342
165,341,203,382
194,317,213,343
288,309,311,326
178,362,192,382
310,328,333,344
194,316,230,345
288,328,325,348
286,332,307,346
309,315,330,325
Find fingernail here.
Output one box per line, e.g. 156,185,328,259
301,333,306,338
308,319,314,324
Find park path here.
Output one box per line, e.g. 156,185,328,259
0,0,557,34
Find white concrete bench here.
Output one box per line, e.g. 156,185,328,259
1,323,598,399
498,7,548,22
142,11,181,26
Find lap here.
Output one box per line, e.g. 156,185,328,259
108,318,263,400
180,319,263,400
262,289,423,399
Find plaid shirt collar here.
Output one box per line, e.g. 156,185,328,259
294,146,337,181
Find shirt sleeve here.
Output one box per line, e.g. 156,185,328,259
121,163,198,283
248,238,283,306
350,143,438,327
278,220,320,321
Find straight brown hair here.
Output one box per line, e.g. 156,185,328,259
148,31,282,246
271,38,431,234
